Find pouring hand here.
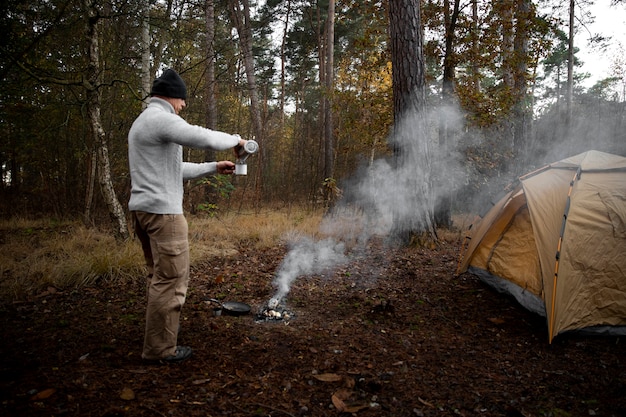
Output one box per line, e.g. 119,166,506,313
234,137,248,159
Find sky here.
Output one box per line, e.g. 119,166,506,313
577,0,626,87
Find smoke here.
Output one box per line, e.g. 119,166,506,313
269,236,347,307
268,89,626,310
268,104,467,307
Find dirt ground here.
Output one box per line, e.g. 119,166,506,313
0,238,625,417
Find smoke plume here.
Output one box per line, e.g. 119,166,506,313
269,236,347,307
267,105,466,307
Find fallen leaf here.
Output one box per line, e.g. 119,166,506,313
215,274,224,284
332,389,369,413
331,393,347,412
488,317,505,324
31,388,55,401
333,388,352,400
192,378,210,385
120,387,135,401
313,373,342,382
344,403,370,413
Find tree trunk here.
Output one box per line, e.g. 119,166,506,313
280,0,292,125
388,0,437,245
566,0,574,135
316,4,326,192
513,0,531,170
152,0,173,77
435,0,460,229
84,0,129,241
229,0,264,189
470,0,480,92
323,0,335,199
141,0,151,109
83,148,96,226
204,0,217,160
500,0,515,152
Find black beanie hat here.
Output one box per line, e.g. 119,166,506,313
150,69,187,99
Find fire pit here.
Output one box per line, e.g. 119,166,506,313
255,300,296,323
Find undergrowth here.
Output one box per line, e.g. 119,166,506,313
0,209,324,301
0,209,468,301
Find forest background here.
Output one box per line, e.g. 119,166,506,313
2,0,626,238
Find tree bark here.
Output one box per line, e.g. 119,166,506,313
323,0,335,194
152,0,173,77
566,0,574,135
435,0,460,229
229,0,264,188
141,0,151,109
204,0,217,164
279,0,292,125
500,0,515,152
84,0,129,241
83,149,96,226
470,0,480,92
513,0,531,169
389,0,437,245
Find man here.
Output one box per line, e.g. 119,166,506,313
128,68,248,363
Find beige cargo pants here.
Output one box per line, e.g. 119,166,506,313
132,212,190,360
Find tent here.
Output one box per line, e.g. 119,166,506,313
457,150,626,342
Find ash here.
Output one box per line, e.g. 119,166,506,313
255,301,296,324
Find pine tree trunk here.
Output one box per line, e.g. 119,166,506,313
435,0,460,229
513,0,531,170
388,0,437,246
141,0,151,110
566,0,574,135
229,0,264,192
323,0,335,204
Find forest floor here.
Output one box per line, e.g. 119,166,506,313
0,237,625,417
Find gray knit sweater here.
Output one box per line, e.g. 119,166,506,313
128,97,239,214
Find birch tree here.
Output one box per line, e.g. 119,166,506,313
84,0,129,240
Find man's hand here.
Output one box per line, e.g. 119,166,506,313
233,137,248,159
216,160,236,175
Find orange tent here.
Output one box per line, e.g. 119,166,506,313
457,150,626,342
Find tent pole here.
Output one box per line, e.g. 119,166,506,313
548,168,581,343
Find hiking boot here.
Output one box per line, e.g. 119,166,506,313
162,346,192,363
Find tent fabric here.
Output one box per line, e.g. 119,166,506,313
457,150,626,342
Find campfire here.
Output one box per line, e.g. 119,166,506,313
255,298,296,323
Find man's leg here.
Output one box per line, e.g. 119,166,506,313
134,212,190,360
132,212,154,293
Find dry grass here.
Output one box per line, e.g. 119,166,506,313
0,209,470,301
0,209,325,300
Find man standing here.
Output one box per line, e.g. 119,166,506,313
128,68,248,363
